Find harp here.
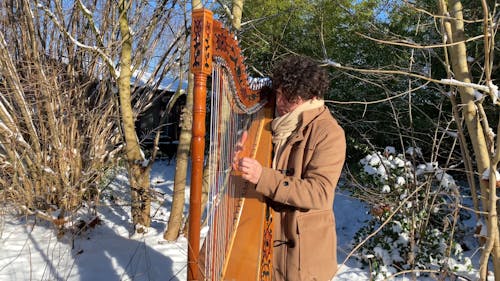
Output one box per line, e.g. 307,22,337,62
187,8,274,281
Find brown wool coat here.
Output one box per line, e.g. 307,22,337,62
255,106,346,281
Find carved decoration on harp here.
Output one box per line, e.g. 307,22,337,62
212,21,264,109
188,8,274,281
190,9,212,75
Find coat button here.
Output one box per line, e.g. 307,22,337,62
283,181,289,186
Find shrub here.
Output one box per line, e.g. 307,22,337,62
351,147,472,279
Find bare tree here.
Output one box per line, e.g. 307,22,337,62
0,0,190,234
163,71,192,241
437,1,499,279
161,0,201,242
0,0,120,233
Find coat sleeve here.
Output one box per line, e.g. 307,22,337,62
255,120,346,210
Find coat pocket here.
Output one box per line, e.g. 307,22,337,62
297,210,336,280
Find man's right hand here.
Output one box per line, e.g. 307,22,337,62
231,130,248,171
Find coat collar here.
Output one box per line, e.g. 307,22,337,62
287,106,328,144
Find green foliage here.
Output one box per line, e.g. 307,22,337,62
233,0,381,73
351,148,472,279
232,0,498,168
234,0,457,162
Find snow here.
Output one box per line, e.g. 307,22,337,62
0,160,493,280
487,81,499,104
131,70,188,91
481,167,500,180
384,146,396,155
440,78,499,105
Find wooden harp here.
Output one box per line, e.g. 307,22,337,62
187,8,274,281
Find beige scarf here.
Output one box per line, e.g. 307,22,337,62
271,99,324,169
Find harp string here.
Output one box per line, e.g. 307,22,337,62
205,60,257,280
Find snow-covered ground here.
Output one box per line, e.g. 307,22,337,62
0,160,493,280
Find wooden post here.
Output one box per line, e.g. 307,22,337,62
188,8,213,281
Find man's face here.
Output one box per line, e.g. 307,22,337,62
275,88,303,116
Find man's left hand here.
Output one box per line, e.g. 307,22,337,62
237,157,262,184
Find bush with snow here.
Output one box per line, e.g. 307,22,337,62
351,147,472,279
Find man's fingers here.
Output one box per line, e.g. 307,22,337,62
240,131,248,145
234,157,261,185
233,157,250,172
239,158,253,168
232,131,249,172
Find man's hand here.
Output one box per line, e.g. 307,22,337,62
232,131,248,171
238,157,263,184
231,131,262,184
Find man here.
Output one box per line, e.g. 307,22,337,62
234,55,346,281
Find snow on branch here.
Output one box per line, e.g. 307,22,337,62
321,57,499,105
440,78,499,104
440,79,491,92
37,4,117,78
76,0,104,47
323,59,342,68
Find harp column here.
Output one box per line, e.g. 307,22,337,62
188,8,213,281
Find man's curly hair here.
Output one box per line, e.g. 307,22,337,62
271,55,329,102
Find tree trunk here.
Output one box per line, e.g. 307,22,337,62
164,73,193,241
231,0,244,30
118,0,150,231
439,0,500,279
